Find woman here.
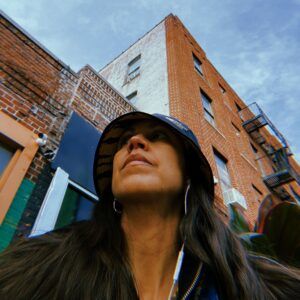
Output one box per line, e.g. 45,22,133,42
0,111,299,299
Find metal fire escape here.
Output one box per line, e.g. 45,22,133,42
239,102,300,200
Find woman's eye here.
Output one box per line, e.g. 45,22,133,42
148,131,168,141
117,134,132,149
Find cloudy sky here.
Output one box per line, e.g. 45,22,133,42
1,0,299,162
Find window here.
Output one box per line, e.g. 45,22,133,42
193,53,203,75
219,84,226,94
219,83,232,111
214,151,232,195
231,122,240,133
201,91,215,126
250,143,265,175
290,186,300,203
0,142,14,178
235,102,242,112
252,184,263,203
55,186,95,230
127,55,141,80
250,143,258,153
126,91,138,106
0,111,39,224
31,168,98,236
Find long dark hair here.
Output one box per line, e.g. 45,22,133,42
181,181,300,299
0,172,300,299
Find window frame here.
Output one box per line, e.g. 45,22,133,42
127,54,141,81
31,167,98,236
0,110,39,224
200,90,215,126
0,139,16,176
126,91,138,101
231,122,241,133
235,102,242,112
252,184,263,203
126,90,138,106
219,83,226,94
193,53,203,76
250,143,258,153
214,150,232,195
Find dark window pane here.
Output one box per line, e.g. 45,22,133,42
128,55,141,79
214,152,231,193
0,142,14,177
250,143,258,153
193,54,203,75
235,102,242,111
76,195,95,221
219,84,226,94
126,91,138,106
201,93,213,114
204,111,215,126
252,184,263,203
55,187,96,229
201,92,215,126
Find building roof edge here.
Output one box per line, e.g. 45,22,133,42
80,64,138,111
98,13,174,73
0,9,78,77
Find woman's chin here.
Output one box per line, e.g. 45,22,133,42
115,186,160,201
114,184,182,204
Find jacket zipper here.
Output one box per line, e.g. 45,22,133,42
181,263,203,300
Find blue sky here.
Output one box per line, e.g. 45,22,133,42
1,0,299,162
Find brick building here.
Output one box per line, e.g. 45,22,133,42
99,14,300,222
0,10,135,250
0,11,299,250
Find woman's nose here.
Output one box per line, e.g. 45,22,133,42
127,134,149,152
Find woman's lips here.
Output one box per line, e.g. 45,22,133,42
125,160,151,167
122,153,152,169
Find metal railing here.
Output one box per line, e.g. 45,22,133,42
239,102,299,194
262,148,300,188
239,102,288,148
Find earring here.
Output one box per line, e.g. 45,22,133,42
113,199,122,214
184,180,191,215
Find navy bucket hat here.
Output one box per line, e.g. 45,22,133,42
93,111,214,200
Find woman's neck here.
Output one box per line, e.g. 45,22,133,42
121,200,181,300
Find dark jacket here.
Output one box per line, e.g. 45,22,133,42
177,253,220,300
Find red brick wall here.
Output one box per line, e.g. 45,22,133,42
72,65,134,131
165,15,296,224
0,16,72,182
0,13,135,185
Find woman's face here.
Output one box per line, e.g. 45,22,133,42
112,120,185,203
